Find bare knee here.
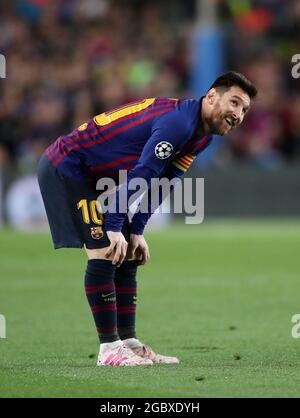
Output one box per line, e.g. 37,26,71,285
84,244,139,261
85,246,112,260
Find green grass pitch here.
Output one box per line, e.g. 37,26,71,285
1,220,300,398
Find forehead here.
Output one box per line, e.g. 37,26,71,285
223,86,251,107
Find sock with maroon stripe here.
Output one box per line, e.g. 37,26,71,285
114,260,138,340
84,259,120,343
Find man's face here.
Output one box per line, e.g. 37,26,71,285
205,86,251,135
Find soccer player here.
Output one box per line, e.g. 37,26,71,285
38,71,257,366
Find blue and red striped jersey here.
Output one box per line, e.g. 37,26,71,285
45,97,213,233
46,97,212,182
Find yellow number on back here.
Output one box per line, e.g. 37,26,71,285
94,98,155,127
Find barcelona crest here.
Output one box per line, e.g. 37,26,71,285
90,226,104,240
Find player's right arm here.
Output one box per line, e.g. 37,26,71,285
129,152,196,236
129,134,213,236
104,111,191,233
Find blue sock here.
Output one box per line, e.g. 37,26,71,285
84,259,119,343
114,260,138,340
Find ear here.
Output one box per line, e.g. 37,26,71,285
206,88,217,105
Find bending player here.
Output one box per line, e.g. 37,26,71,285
38,71,257,366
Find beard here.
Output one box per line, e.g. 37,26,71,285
205,115,229,135
206,107,236,135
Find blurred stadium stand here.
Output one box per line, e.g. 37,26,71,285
0,0,300,227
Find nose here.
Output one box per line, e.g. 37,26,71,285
232,108,243,121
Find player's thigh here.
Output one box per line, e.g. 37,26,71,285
76,197,132,259
63,177,111,251
38,156,128,253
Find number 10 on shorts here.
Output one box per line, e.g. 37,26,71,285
77,199,103,225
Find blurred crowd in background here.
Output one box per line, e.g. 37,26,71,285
0,0,300,180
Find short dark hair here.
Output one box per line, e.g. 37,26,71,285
209,71,257,99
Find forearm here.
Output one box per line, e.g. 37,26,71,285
130,170,182,235
104,164,157,232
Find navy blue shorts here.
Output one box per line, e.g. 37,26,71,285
37,153,130,249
